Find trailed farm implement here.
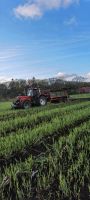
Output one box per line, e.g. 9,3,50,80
12,88,69,109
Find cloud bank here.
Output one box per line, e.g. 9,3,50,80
56,72,90,82
0,72,90,83
14,0,80,19
0,76,11,83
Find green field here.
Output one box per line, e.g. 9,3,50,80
70,93,90,99
0,101,12,111
0,101,90,200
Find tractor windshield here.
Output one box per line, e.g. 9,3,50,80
27,89,33,96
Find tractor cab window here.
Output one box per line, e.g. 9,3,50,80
33,89,38,96
27,89,33,97
27,89,39,97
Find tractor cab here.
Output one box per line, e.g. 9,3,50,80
27,88,40,97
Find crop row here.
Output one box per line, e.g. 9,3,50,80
0,106,90,166
0,102,67,121
0,100,90,122
0,101,90,137
0,104,56,121
0,120,90,200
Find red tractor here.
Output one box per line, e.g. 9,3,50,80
12,88,50,109
12,88,68,109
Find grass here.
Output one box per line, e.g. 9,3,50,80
0,101,12,111
70,93,90,99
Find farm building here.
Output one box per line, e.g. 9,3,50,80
79,87,90,93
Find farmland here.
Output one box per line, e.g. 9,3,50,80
70,93,90,99
0,101,90,200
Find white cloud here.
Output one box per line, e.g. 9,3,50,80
56,72,76,80
64,16,78,26
14,0,80,19
56,72,65,78
56,72,90,82
63,0,79,7
14,4,42,19
85,72,90,82
0,76,11,83
36,0,61,9
86,72,90,78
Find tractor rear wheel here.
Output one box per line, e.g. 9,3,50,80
23,101,31,109
39,96,47,106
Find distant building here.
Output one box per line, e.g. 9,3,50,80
79,87,90,93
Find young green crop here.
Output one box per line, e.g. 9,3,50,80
1,120,90,200
0,101,90,137
0,100,75,122
0,106,90,161
0,101,90,200
0,102,62,121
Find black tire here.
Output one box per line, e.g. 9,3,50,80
23,101,31,109
39,96,47,106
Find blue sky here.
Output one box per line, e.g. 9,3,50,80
0,0,90,81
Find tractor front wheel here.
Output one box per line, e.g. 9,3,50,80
23,101,31,109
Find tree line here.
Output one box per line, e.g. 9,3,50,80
0,78,90,100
